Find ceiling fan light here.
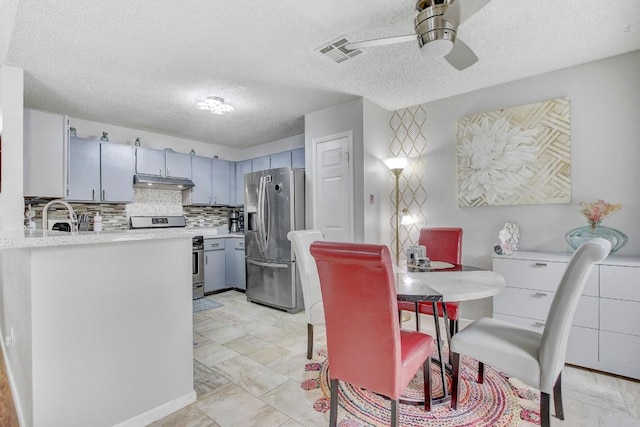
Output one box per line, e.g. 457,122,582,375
420,38,454,57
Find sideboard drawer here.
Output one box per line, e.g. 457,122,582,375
494,287,597,328
600,265,640,302
599,331,640,379
600,298,640,336
493,258,566,292
493,258,598,296
493,313,598,368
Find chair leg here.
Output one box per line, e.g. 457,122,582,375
449,319,458,337
451,352,460,410
540,391,551,427
391,399,399,427
553,373,564,420
478,361,484,384
306,323,313,360
423,356,432,411
329,378,339,427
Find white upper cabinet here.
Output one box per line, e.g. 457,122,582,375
184,155,212,205
23,109,69,198
101,143,135,202
269,151,291,169
291,148,305,168
68,138,101,201
68,137,134,203
165,151,192,179
212,158,231,205
234,160,251,206
251,155,270,172
135,147,192,179
135,147,165,176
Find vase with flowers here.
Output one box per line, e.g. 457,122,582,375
565,199,627,254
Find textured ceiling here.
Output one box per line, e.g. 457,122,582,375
2,0,640,148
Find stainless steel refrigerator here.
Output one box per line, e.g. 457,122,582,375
244,167,305,313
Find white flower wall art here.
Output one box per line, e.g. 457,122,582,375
456,97,571,206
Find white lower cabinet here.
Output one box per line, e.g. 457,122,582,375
204,237,246,293
204,239,226,293
493,251,640,379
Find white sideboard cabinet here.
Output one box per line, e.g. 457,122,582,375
493,251,640,379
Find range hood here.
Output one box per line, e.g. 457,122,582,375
133,174,195,190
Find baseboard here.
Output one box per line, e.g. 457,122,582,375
113,390,197,427
0,333,27,427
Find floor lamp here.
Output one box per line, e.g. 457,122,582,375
384,157,411,322
383,157,408,266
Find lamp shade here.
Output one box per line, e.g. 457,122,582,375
383,157,408,171
400,208,414,225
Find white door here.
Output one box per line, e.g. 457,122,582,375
314,133,353,242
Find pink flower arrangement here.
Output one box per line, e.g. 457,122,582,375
579,199,622,227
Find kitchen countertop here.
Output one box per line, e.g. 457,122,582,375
0,227,242,250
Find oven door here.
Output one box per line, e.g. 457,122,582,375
193,249,204,284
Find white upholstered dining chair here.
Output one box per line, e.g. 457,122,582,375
450,237,611,427
287,229,325,359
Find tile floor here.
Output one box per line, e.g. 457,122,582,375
151,290,640,427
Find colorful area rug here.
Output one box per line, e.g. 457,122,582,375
302,349,541,427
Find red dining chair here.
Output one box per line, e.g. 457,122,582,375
398,227,463,335
310,241,434,427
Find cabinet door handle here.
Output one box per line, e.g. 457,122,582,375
532,292,548,298
167,168,170,176
92,189,96,201
211,243,220,247
533,262,548,267
205,255,208,265
533,321,546,327
159,167,163,175
102,189,106,200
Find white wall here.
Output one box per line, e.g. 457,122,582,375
0,65,25,230
362,99,392,245
304,97,391,245
238,133,304,160
415,50,640,318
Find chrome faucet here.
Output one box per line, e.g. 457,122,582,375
42,199,78,232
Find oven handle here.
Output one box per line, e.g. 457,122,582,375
246,259,288,269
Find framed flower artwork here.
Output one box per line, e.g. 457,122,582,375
456,97,571,206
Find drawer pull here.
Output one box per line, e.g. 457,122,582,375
533,262,548,267
532,292,548,298
533,321,546,327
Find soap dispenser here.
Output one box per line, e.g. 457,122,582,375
93,213,103,232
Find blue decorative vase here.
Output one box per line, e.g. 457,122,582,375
565,221,628,254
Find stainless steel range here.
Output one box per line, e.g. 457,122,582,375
129,215,204,299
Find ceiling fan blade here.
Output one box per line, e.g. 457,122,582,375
454,0,492,25
345,34,417,50
444,38,478,70
442,0,461,27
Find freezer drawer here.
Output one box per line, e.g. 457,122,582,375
245,257,303,313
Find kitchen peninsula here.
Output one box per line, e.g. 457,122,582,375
0,227,219,427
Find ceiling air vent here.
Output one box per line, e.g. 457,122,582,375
316,36,364,63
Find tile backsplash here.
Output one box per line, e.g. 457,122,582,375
25,188,231,231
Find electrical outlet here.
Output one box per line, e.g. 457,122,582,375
5,327,15,347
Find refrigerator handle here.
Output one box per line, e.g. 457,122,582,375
264,179,270,251
257,176,266,255
246,258,288,269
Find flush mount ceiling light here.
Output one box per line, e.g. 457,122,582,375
196,96,234,115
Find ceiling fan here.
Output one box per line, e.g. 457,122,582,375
345,0,492,71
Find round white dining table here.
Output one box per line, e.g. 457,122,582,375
393,264,506,402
